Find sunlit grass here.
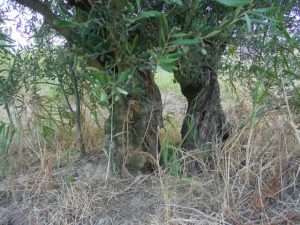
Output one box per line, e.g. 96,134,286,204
155,67,181,94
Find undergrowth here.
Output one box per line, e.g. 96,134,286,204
0,86,299,225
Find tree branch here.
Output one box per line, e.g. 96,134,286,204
13,0,104,70
13,0,76,42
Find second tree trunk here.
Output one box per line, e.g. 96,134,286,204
175,53,229,152
104,69,163,175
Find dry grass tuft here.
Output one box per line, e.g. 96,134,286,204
0,92,299,225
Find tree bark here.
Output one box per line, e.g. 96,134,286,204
105,69,163,175
175,53,229,152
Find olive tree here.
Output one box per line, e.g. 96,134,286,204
7,0,297,174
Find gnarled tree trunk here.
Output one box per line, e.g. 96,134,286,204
105,69,163,175
175,51,229,153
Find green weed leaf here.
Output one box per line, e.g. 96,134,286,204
244,13,252,32
53,19,77,29
116,87,128,96
135,11,161,20
170,39,201,45
164,0,183,5
215,0,252,7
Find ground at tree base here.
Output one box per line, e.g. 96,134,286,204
0,153,299,225
0,91,300,225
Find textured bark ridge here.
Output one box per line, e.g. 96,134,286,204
175,52,229,152
105,70,163,175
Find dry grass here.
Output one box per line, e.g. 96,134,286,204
159,92,187,144
0,92,300,225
